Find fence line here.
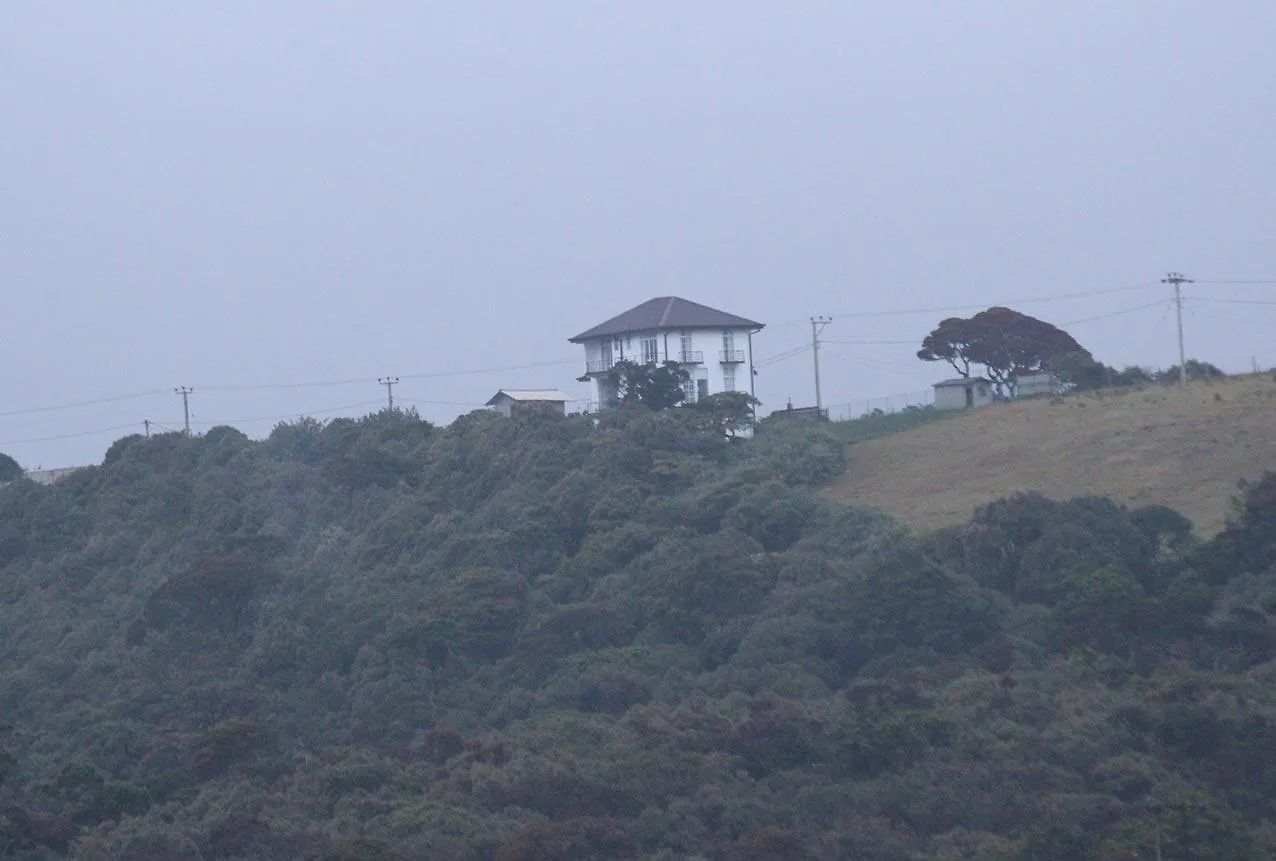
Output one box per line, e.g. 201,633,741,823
825,389,935,422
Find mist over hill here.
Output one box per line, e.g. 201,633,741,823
0,407,1274,859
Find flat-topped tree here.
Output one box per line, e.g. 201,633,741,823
917,316,978,378
918,306,1091,397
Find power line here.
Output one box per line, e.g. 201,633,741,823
754,345,811,368
189,400,388,428
1059,299,1174,327
755,347,809,365
1183,307,1275,325
823,351,915,377
0,389,168,419
196,359,580,393
1187,297,1276,306
767,282,1159,328
399,359,579,380
813,300,1170,350
200,377,372,393
0,422,145,447
823,338,917,346
1193,279,1276,285
396,398,489,408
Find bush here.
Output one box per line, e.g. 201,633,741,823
0,452,23,482
193,717,275,777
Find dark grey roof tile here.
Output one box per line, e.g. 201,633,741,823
569,297,763,342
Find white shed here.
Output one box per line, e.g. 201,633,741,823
1015,373,1057,398
485,389,570,418
933,377,994,410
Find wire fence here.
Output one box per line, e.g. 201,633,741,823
825,389,935,422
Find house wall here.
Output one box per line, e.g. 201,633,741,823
933,386,967,410
583,326,755,407
490,398,565,418
934,382,993,410
1015,373,1056,397
766,405,826,424
512,401,566,418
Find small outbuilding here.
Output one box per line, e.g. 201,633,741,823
933,377,994,410
1014,372,1057,398
767,401,827,424
485,389,570,418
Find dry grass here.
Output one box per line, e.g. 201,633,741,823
826,374,1276,536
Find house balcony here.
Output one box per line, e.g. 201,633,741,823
720,350,746,364
676,351,704,364
584,359,616,375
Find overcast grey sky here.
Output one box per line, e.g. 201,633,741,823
3,3,1274,468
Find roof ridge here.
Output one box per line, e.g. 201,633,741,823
568,296,764,343
657,297,678,328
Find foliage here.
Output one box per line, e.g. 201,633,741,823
1046,349,1109,391
605,359,690,410
750,422,846,485
694,390,761,437
826,404,953,444
1111,364,1155,387
1199,471,1276,582
1154,359,1228,384
0,453,21,483
918,306,1091,395
0,407,1271,857
1090,360,1228,391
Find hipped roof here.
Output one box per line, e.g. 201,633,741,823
569,297,763,343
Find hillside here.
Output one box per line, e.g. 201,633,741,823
828,374,1276,535
0,408,1274,859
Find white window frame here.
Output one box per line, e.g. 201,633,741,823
641,337,659,365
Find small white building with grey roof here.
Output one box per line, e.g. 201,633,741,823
485,389,571,418
569,296,764,409
933,376,994,410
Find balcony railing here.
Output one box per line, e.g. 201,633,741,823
677,351,704,364
720,350,746,363
585,359,616,374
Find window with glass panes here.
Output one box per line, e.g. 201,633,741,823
641,337,659,364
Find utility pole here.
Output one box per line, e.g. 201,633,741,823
810,316,832,416
143,419,151,438
378,376,400,411
174,387,193,435
1161,272,1193,385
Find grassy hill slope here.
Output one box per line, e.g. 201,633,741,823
828,374,1276,534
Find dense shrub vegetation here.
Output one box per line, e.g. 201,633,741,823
0,407,1273,859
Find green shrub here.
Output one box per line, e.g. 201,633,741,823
0,452,23,482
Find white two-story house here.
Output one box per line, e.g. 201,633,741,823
570,297,764,409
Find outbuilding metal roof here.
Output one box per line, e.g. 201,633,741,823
485,389,571,405
569,297,764,343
